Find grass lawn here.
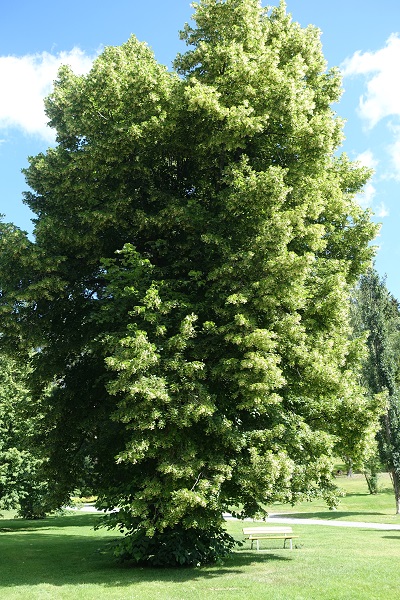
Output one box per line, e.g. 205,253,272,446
267,471,400,525
0,474,399,599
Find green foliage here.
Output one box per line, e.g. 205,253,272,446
0,355,50,518
363,453,381,495
17,481,49,520
0,0,381,562
107,516,237,567
351,268,400,510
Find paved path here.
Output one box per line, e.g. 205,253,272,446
66,504,102,513
73,505,400,531
267,513,400,530
223,512,400,530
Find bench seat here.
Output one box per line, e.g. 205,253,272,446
243,526,298,550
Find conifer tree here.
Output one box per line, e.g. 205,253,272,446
351,269,400,512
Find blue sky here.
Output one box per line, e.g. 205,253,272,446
1,1,400,296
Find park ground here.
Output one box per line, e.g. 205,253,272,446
0,472,399,599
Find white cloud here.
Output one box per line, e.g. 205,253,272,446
387,125,400,180
0,48,96,141
354,149,378,170
352,153,388,216
356,181,376,210
375,202,389,218
341,34,400,128
342,36,400,182
353,152,378,209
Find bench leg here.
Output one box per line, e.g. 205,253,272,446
256,539,260,551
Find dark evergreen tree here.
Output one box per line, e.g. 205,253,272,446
351,269,400,511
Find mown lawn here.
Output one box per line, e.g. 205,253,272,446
267,471,400,524
0,474,399,599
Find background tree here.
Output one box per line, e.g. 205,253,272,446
351,268,400,510
0,0,382,564
0,354,49,519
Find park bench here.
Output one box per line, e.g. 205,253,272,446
243,526,298,550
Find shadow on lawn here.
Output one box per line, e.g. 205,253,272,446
0,512,101,532
0,516,291,589
270,510,387,521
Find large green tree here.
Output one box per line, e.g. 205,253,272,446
0,0,381,564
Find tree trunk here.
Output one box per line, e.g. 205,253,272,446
389,470,400,514
344,456,353,477
364,472,379,494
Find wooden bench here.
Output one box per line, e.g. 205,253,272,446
243,526,298,550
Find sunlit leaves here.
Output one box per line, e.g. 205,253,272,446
0,0,382,563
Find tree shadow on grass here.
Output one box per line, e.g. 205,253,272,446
270,510,387,521
0,520,292,590
0,512,101,532
378,487,396,495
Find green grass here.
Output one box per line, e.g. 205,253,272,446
267,472,400,525
0,475,399,599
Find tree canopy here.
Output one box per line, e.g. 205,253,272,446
0,0,382,564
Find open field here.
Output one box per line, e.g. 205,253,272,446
0,474,399,599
